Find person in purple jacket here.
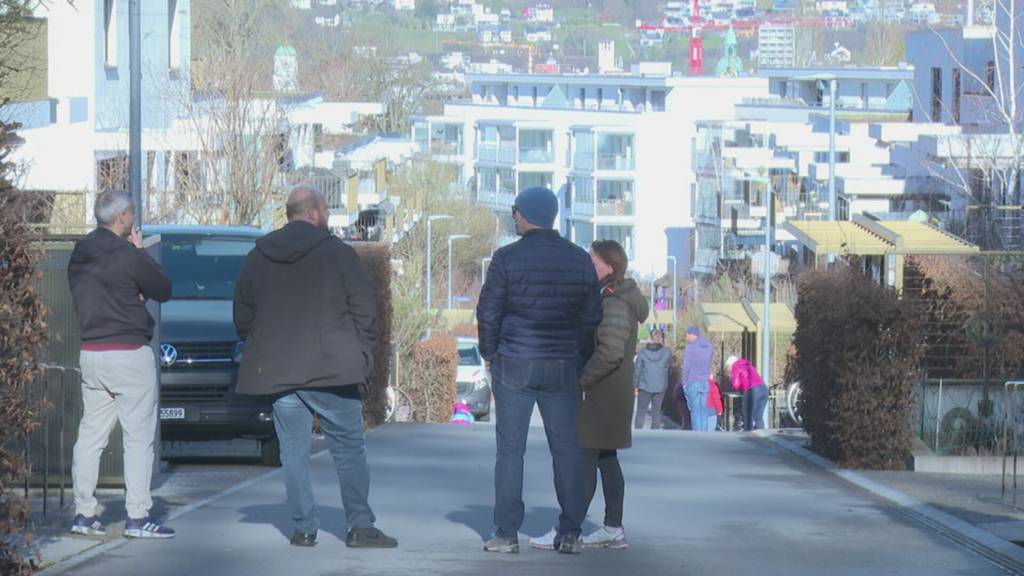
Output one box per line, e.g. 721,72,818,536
680,327,714,431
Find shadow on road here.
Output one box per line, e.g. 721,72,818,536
237,503,351,542
445,505,564,542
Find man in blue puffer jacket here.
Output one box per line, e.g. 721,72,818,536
478,187,602,555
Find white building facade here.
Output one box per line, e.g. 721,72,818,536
413,70,767,276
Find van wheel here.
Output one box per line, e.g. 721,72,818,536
260,436,281,467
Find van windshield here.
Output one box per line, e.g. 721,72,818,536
161,236,255,300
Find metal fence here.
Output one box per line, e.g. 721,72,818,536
25,237,127,518
914,378,1003,456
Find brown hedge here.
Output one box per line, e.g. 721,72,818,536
351,243,392,428
409,334,458,423
0,121,44,575
794,266,923,470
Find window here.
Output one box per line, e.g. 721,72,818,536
596,180,635,216
518,129,553,164
104,0,117,67
931,67,943,121
986,61,996,93
168,0,180,71
162,237,255,300
596,133,635,170
97,153,128,192
650,90,666,111
518,171,553,193
595,225,634,257
573,130,595,170
952,67,961,124
813,151,850,163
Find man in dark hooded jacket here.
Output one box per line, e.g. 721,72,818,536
233,186,396,550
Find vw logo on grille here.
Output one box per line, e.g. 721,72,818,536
159,344,178,367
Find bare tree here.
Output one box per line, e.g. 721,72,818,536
919,1,1024,250
863,20,906,67
161,0,293,226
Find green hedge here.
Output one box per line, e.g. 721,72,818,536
794,266,923,470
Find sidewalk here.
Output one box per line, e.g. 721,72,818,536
767,429,1024,571
40,424,1009,576
30,456,280,569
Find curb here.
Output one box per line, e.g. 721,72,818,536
758,431,1024,575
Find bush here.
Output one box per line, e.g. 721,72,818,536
794,267,922,470
0,121,45,575
351,243,392,428
408,334,457,423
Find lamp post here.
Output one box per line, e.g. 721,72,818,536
481,256,492,288
129,0,141,225
425,215,451,337
448,234,471,309
827,76,837,222
667,255,678,342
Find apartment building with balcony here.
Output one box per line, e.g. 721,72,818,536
902,13,1024,249
691,66,946,275
413,68,767,275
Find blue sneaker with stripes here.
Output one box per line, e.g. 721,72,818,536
124,516,176,539
70,514,107,537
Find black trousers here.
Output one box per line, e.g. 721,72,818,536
581,448,624,528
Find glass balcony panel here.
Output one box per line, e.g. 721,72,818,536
596,180,635,216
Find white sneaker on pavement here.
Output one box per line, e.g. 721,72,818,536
582,525,628,549
529,527,558,550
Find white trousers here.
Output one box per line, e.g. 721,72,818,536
72,347,158,520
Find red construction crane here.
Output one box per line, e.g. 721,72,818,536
638,4,846,75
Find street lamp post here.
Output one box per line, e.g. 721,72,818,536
761,177,774,428
667,255,678,342
828,77,837,222
425,215,452,310
448,234,471,309
425,215,451,338
481,256,492,288
129,0,142,225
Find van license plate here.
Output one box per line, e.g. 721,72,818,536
159,407,186,420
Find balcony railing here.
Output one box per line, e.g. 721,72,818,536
477,142,517,165
431,140,464,156
597,153,635,171
596,198,634,217
573,152,595,171
519,147,554,164
572,197,595,218
477,189,516,211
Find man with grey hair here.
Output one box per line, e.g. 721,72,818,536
233,186,397,549
67,190,174,539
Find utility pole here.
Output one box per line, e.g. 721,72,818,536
129,0,142,226
425,215,451,337
828,77,837,222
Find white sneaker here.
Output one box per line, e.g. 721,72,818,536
582,525,628,549
529,527,558,550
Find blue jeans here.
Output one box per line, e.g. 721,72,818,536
273,390,375,535
743,384,770,431
492,355,584,539
684,381,711,432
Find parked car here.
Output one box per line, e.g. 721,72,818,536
456,337,491,419
146,226,280,466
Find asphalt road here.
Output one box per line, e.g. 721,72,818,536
53,424,1011,576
